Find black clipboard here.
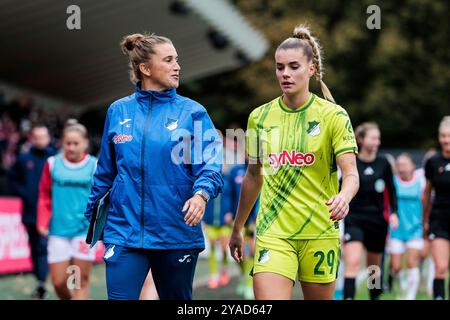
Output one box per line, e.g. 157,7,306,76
86,189,111,248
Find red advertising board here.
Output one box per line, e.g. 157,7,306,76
0,197,32,274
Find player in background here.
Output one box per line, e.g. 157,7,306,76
332,222,345,300
379,152,396,294
333,167,350,300
227,163,259,299
8,124,56,299
343,122,399,300
37,120,97,299
229,24,359,300
423,116,450,300
386,153,425,299
203,167,232,289
418,149,437,297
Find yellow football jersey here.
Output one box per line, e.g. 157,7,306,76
246,93,358,240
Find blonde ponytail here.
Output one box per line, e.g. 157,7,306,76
319,80,335,103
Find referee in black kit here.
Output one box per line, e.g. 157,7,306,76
342,122,399,300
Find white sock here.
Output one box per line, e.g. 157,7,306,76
406,268,420,300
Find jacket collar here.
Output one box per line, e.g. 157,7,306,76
135,81,177,103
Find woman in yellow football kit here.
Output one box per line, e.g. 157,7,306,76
229,25,360,300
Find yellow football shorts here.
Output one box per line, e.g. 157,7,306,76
253,235,340,283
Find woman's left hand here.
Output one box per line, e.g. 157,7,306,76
183,195,207,226
326,193,350,221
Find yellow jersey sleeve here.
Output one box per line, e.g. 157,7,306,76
331,107,358,157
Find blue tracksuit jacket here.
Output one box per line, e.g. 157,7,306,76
85,82,223,250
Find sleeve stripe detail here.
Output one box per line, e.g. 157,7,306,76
335,147,358,156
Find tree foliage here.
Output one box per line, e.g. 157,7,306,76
180,0,449,149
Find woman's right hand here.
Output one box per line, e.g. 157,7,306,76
229,227,244,263
37,227,48,237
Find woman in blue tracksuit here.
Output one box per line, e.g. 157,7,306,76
85,33,223,300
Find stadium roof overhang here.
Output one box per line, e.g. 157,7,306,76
0,0,268,109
